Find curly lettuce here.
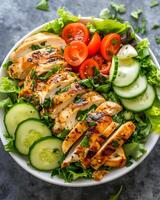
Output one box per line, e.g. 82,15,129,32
146,100,160,132
0,77,19,93
42,7,79,34
136,39,160,86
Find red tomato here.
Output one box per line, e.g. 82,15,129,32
92,54,104,68
64,41,88,66
88,32,101,56
100,33,121,61
101,62,112,75
62,23,90,44
79,58,100,79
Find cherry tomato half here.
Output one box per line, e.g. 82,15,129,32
79,58,100,79
64,41,88,66
62,22,90,44
92,54,104,67
88,32,101,56
100,33,121,61
101,62,112,75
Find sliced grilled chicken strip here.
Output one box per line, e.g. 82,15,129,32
38,71,78,104
96,101,122,115
8,47,67,80
105,147,126,168
53,91,105,134
49,83,86,118
62,101,122,155
81,121,118,168
62,121,88,154
61,121,118,168
10,32,66,61
90,121,136,170
19,70,76,106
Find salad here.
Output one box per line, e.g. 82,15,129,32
1,8,160,182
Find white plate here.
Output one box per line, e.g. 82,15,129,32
0,18,159,187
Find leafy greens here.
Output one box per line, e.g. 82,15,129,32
136,39,160,86
36,0,49,11
42,7,79,34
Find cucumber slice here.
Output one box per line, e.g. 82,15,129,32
29,136,63,171
117,44,138,59
113,58,140,87
4,103,40,138
109,56,119,82
120,84,155,112
15,119,52,155
113,76,147,98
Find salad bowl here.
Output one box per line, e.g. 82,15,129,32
0,16,159,187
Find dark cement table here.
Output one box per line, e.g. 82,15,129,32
0,0,160,199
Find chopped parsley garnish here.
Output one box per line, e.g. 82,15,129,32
38,66,61,80
36,0,49,11
30,69,37,79
41,98,53,108
41,112,54,128
152,24,160,29
57,129,70,140
74,95,83,104
155,36,160,44
131,9,143,20
135,17,147,35
99,8,112,19
77,104,97,121
55,85,70,95
31,44,42,51
87,121,97,127
112,140,119,148
150,0,159,8
80,135,89,147
108,185,123,200
111,2,126,14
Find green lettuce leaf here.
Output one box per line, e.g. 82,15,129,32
146,100,160,132
42,7,79,34
0,97,12,109
136,39,160,86
51,162,93,182
0,77,19,93
93,19,129,34
3,132,16,153
123,142,146,160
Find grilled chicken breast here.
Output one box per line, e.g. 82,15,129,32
38,71,78,104
105,147,126,168
61,101,122,155
90,121,136,170
9,30,137,181
53,91,105,134
49,82,86,118
8,33,66,80
96,101,122,115
10,32,66,61
62,121,88,154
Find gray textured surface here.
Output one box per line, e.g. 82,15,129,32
0,0,160,199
